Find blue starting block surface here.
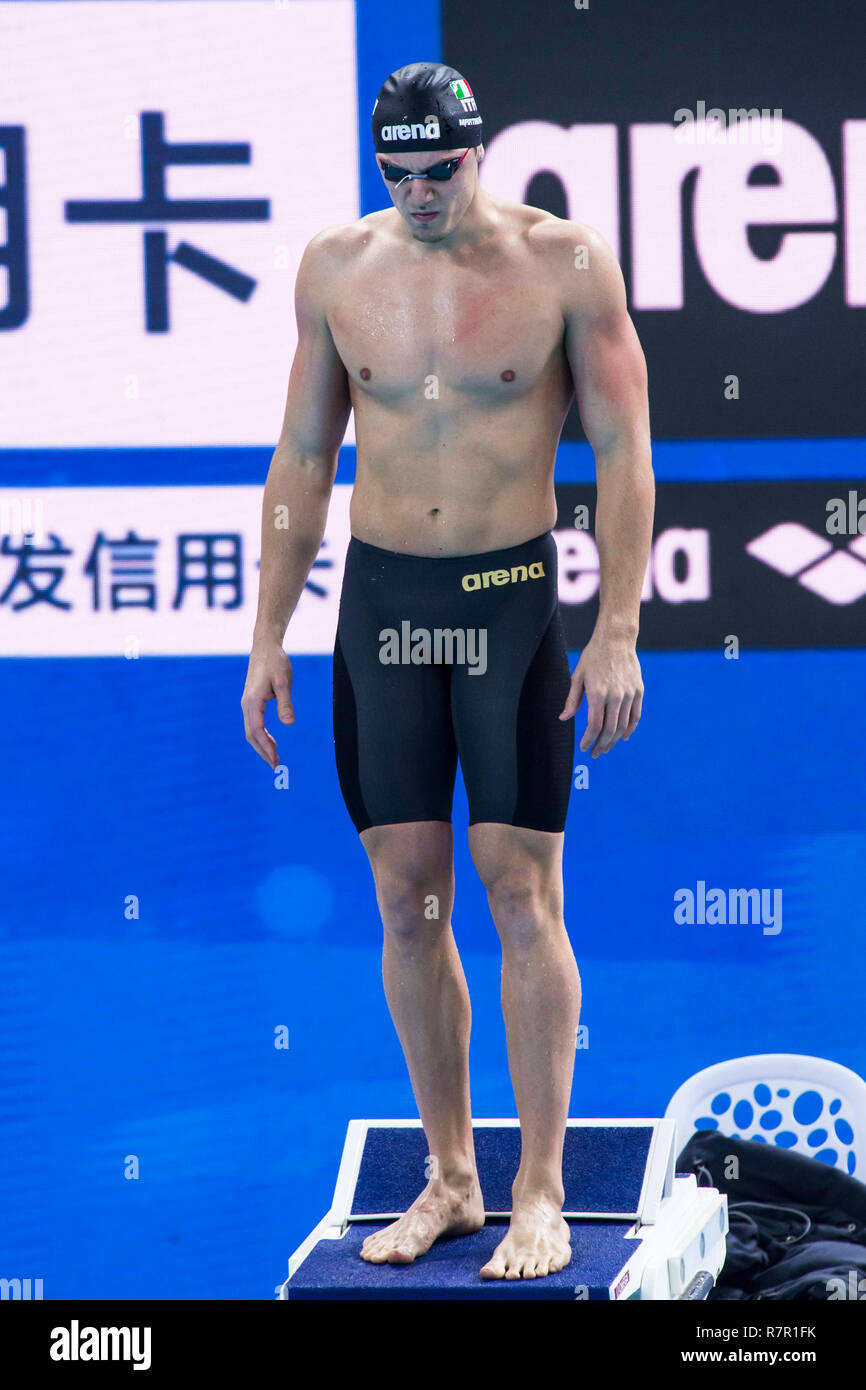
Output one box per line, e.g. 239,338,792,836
282,1120,728,1301
290,1219,639,1300
351,1123,652,1218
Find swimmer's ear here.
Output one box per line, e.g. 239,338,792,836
475,144,484,165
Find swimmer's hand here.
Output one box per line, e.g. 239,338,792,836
558,630,643,758
241,639,295,768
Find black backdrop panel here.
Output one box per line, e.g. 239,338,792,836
554,481,866,649
443,0,866,439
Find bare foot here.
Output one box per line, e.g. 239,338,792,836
480,1194,572,1279
360,1176,485,1265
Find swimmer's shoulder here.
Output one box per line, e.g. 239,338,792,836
520,204,617,270
498,200,625,312
299,211,400,273
293,214,397,315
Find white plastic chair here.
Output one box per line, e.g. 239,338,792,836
664,1053,866,1179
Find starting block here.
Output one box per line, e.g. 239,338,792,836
280,1118,728,1300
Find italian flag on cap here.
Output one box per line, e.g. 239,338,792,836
449,79,473,100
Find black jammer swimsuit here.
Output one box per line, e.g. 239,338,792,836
332,529,574,833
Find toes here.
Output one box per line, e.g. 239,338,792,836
482,1239,570,1279
361,1239,416,1265
360,1246,388,1263
387,1246,415,1264
361,1229,400,1262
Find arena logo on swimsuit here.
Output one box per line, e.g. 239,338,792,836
461,561,545,591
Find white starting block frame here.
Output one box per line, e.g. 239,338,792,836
279,1118,728,1301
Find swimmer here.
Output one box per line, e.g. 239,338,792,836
241,60,654,1280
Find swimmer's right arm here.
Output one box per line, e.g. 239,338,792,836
242,231,352,767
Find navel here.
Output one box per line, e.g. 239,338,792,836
360,367,371,381
500,369,516,382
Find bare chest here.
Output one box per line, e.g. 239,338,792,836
328,260,565,402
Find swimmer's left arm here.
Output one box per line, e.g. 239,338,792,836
558,223,655,756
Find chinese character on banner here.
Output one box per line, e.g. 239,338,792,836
0,534,73,610
65,112,270,331
84,531,159,611
0,127,29,329
303,538,336,599
173,534,243,609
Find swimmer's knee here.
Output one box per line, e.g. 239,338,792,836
487,874,545,945
364,826,453,938
376,870,451,939
483,864,563,950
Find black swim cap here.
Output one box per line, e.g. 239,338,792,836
371,62,483,154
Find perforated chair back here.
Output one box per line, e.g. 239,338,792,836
665,1053,866,1178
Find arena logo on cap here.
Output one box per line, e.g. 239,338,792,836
380,119,441,142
